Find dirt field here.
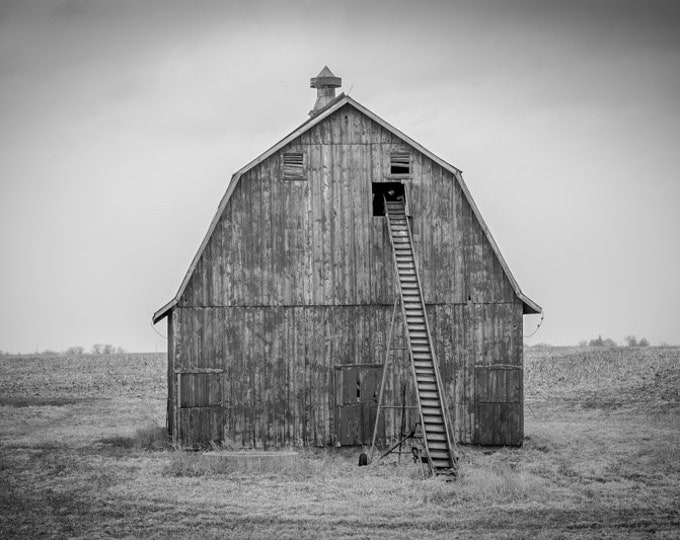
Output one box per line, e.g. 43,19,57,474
1,347,678,539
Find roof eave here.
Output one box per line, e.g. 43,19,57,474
152,299,176,324
520,294,542,315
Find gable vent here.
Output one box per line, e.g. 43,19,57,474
283,152,305,179
390,152,411,175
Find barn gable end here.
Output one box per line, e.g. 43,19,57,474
154,76,540,449
155,97,538,320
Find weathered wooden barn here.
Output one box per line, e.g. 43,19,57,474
153,68,540,458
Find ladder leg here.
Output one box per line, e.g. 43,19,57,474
369,295,399,461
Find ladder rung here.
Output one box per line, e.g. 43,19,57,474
413,359,433,367
414,362,434,369
427,439,449,454
420,399,440,408
414,358,434,365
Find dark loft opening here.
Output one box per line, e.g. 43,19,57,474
372,182,405,216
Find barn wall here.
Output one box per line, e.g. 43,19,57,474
427,302,524,445
168,301,523,447
179,104,516,309
171,103,525,447
170,305,412,447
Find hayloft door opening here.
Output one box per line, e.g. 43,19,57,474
372,182,404,216
334,365,384,445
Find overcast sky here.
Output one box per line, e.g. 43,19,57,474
1,0,679,353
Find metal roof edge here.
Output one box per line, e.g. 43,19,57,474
344,100,539,314
451,170,541,315
343,96,462,174
153,93,540,321
152,96,353,319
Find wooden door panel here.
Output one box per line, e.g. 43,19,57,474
175,371,224,446
475,366,522,446
334,365,383,445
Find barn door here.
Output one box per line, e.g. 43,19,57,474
174,370,224,447
334,365,384,446
474,366,523,446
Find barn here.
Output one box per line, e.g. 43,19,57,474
152,67,540,469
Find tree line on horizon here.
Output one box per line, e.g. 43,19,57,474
0,344,127,356
579,335,651,347
528,335,665,348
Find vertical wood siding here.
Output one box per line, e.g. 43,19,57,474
179,105,516,308
171,103,525,447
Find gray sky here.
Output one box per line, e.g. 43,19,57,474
1,0,679,352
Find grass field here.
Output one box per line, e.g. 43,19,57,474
1,348,679,538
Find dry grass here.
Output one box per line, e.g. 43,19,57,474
1,348,680,538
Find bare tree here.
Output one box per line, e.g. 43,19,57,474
624,335,638,347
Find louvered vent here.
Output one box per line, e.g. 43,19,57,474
390,153,411,175
283,152,305,179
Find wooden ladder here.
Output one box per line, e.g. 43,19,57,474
384,198,458,476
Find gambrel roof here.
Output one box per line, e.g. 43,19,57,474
153,94,541,323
